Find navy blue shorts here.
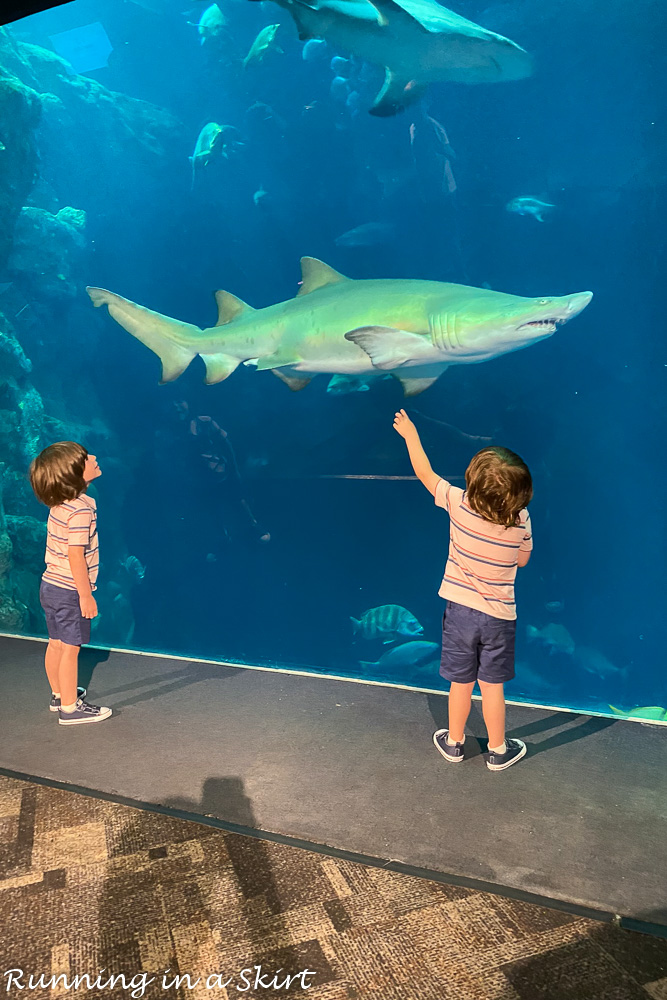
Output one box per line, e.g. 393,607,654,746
40,581,91,647
440,601,516,684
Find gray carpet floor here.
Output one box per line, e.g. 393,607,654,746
1,635,665,927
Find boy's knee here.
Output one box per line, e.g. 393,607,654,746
479,680,504,692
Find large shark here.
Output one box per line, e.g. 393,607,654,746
248,0,533,115
87,258,592,396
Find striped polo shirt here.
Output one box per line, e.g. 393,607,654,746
435,478,532,621
42,494,99,592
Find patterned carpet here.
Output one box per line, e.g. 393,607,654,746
1,774,666,1000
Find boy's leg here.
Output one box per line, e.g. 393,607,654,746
448,681,475,742
478,680,506,750
58,643,81,708
44,639,63,694
478,618,526,769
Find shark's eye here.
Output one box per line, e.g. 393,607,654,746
538,299,551,306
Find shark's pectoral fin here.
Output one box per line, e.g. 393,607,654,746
298,257,349,296
272,370,313,391
370,70,427,117
214,289,255,325
344,326,432,368
393,374,440,396
366,0,432,31
200,353,241,384
87,286,198,384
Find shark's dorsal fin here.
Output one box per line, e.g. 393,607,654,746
215,289,255,325
298,257,349,296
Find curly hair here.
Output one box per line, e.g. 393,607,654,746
29,441,88,508
465,446,533,528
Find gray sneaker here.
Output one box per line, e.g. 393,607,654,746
485,738,526,771
433,729,465,763
50,687,86,712
58,698,112,726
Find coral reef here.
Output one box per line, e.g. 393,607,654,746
0,30,186,646
0,464,29,632
0,41,41,271
8,205,87,301
0,36,184,215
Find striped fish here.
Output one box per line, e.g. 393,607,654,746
351,605,424,644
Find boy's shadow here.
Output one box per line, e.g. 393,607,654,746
78,646,111,689
78,646,244,711
427,693,616,758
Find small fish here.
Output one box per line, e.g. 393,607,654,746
243,24,282,69
326,373,392,394
329,75,350,102
506,196,555,223
330,55,351,77
120,554,146,582
545,600,564,613
345,90,362,114
335,221,396,248
351,605,424,644
360,640,439,674
253,184,268,206
609,705,667,722
245,100,275,122
190,122,242,189
513,661,560,697
573,645,625,679
205,552,218,563
196,3,226,44
526,623,575,656
302,38,327,61
189,122,224,189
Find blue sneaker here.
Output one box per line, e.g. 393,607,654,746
58,698,112,726
433,729,465,763
485,738,527,771
50,687,87,712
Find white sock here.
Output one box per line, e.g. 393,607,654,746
490,741,507,755
447,733,465,746
60,702,77,713
52,692,60,698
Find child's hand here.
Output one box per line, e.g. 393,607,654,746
393,409,416,440
80,595,98,619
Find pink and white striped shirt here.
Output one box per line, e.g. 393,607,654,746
42,493,99,592
435,478,532,621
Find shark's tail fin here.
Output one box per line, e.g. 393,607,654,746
87,287,200,384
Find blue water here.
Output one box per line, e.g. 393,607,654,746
0,0,664,720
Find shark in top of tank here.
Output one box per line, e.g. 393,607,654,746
247,0,533,115
87,258,593,397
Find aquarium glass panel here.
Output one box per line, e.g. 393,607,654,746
0,0,663,723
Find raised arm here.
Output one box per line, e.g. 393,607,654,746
393,409,441,496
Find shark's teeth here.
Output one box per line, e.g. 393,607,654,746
519,318,560,330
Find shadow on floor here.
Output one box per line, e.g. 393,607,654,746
501,920,667,998
79,649,244,713
157,778,336,996
427,693,617,759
